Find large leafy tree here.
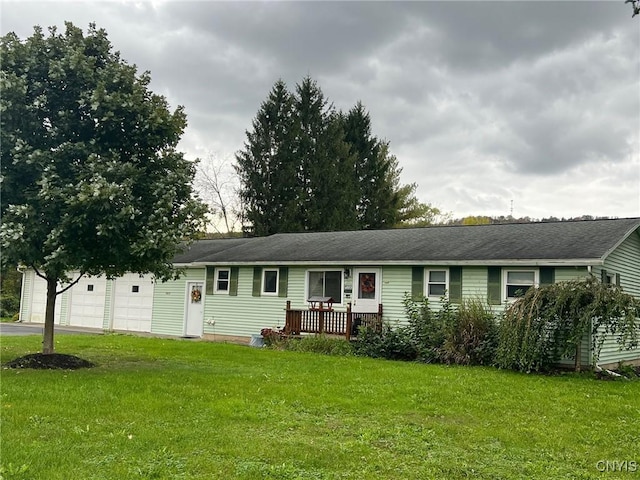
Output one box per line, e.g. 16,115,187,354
0,23,206,353
236,77,437,234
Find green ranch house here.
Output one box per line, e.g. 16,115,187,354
18,217,640,368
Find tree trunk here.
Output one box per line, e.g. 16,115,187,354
43,277,58,354
574,341,582,372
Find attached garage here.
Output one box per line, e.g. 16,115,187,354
111,273,154,333
68,275,106,329
21,272,62,324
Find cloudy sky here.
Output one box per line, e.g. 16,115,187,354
2,1,639,220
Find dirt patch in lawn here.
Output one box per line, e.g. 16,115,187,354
3,353,95,370
593,364,640,381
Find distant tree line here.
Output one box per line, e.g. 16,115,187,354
447,215,613,226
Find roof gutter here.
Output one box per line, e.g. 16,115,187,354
185,258,604,267
16,265,27,323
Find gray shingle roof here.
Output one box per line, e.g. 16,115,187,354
180,218,640,265
173,237,254,264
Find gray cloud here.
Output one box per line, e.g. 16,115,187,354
2,0,638,219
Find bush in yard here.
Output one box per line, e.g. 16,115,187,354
403,295,454,362
353,323,418,361
495,277,640,373
356,295,499,365
442,298,498,366
282,334,354,356
0,293,20,317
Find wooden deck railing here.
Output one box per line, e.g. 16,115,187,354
284,301,383,340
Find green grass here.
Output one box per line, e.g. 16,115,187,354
1,335,639,479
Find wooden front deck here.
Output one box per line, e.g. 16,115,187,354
284,301,382,340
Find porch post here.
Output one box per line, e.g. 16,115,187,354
285,300,291,334
346,303,352,341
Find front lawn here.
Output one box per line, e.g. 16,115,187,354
1,335,638,479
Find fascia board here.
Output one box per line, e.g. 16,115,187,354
184,258,603,267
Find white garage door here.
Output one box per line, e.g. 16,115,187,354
112,274,154,332
28,274,62,324
69,276,106,329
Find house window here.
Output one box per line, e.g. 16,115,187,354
131,285,139,293
601,270,620,286
215,268,230,294
87,284,94,292
307,270,342,303
426,269,447,298
262,269,279,295
504,269,537,299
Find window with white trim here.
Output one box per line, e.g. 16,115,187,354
215,268,230,294
504,269,538,300
307,270,343,303
426,269,448,298
262,269,279,295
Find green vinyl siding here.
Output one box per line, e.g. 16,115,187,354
203,265,397,337
600,230,640,297
204,266,293,337
596,324,640,366
461,267,489,299
554,267,589,283
380,266,412,326
151,267,205,336
594,230,640,365
555,333,593,369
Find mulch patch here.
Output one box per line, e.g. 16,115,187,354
3,353,95,370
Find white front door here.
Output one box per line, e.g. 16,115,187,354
184,282,204,337
352,268,381,313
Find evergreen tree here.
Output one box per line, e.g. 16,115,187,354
293,77,358,231
342,103,399,229
235,80,300,235
235,76,441,234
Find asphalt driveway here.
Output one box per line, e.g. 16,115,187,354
0,322,103,336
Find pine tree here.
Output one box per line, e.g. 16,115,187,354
342,102,400,229
235,80,301,235
235,76,440,235
293,77,358,231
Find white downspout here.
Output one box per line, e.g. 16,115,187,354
16,265,26,322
